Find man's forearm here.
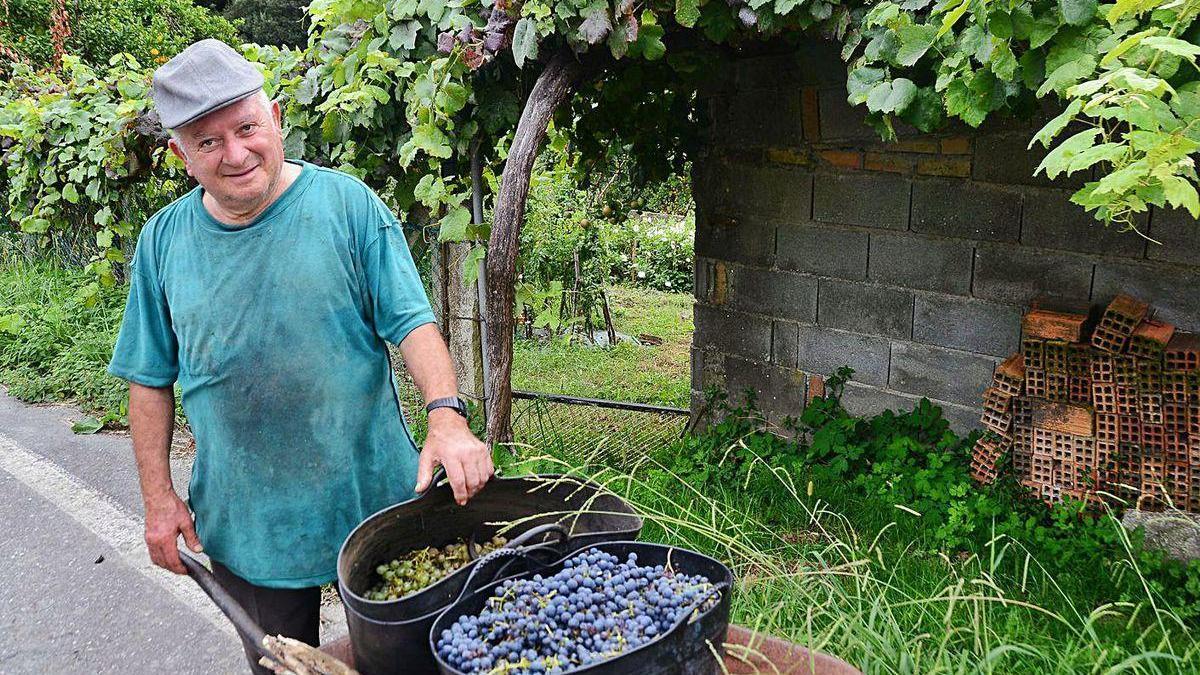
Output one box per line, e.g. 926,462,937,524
128,382,177,507
397,322,462,406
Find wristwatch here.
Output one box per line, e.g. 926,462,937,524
425,396,469,419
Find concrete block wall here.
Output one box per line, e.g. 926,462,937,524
689,41,1200,433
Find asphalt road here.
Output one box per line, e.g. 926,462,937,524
0,387,249,674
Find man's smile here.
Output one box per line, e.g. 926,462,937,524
223,165,258,179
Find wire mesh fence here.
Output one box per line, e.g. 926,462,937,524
392,366,691,463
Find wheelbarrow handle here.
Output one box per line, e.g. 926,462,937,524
178,549,272,662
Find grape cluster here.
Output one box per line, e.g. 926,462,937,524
436,548,719,674
366,535,508,601
437,5,515,69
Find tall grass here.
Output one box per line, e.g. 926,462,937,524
494,430,1200,674
0,256,129,420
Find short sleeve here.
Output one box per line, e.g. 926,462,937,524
107,238,179,388
361,217,437,346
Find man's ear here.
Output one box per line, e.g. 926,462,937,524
167,138,190,173
271,100,282,131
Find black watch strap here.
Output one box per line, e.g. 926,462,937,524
425,396,468,419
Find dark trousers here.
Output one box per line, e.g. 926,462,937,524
211,560,323,675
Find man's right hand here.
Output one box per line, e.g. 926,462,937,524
144,492,203,575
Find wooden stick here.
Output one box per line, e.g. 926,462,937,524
484,48,586,445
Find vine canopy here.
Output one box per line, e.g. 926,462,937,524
2,0,1199,299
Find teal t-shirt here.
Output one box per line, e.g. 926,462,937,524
108,160,437,588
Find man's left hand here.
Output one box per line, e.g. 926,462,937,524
414,409,493,505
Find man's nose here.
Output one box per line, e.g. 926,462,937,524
224,137,252,167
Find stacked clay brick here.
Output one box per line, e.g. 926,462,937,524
970,293,1200,511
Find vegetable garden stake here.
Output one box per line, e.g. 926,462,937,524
484,47,585,447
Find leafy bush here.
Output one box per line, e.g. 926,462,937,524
223,0,308,47
0,0,240,66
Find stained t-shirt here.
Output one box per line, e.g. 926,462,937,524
107,160,436,588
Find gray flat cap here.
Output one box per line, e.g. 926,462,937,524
151,39,264,129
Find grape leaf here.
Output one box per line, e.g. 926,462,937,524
1029,98,1083,148
1142,36,1200,59
1163,176,1200,218
896,24,938,67
579,7,613,44
1010,6,1035,39
512,18,538,68
676,0,701,27
866,78,917,113
389,21,420,51
1029,14,1061,49
846,66,887,104
991,43,1018,81
438,206,472,241
1036,128,1101,178
1059,0,1096,26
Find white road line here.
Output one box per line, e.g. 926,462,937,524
0,433,236,638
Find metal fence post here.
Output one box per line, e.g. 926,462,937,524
471,143,491,430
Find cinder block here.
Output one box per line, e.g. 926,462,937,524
728,265,818,323
817,87,875,140
725,164,815,221
695,212,776,268
692,304,773,363
795,324,892,386
940,400,983,434
772,320,799,368
776,222,869,280
911,179,1021,242
973,243,1095,306
718,89,804,148
794,43,850,87
973,131,1087,189
912,293,1022,357
840,381,919,418
723,354,807,415
1147,206,1200,267
889,341,997,405
736,54,804,91
817,278,914,339
1021,186,1147,258
813,173,910,230
868,232,974,295
690,347,725,391
1093,260,1200,332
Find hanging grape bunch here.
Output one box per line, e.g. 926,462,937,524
367,535,508,601
436,548,721,674
437,0,515,69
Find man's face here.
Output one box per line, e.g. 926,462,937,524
168,94,286,216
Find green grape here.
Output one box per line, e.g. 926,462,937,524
365,534,508,600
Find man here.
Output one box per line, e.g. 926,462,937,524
106,39,494,672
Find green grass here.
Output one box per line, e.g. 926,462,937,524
511,285,693,408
